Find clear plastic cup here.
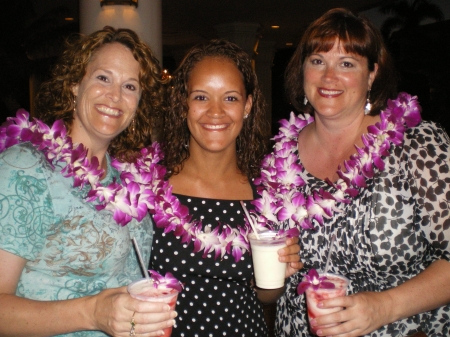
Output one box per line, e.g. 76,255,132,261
304,272,349,335
127,279,179,337
248,230,287,289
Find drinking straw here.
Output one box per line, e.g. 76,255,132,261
132,237,151,281
239,200,260,240
323,234,337,275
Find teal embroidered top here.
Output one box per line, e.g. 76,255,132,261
0,142,153,337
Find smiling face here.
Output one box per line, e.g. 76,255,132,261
186,57,252,155
70,42,141,148
303,41,377,121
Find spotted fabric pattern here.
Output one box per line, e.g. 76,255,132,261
151,196,268,337
275,121,450,337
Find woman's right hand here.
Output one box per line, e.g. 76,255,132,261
89,286,177,337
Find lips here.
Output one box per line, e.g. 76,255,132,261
318,88,343,98
96,105,121,117
202,124,228,130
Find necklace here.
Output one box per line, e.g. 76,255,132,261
0,110,252,262
251,92,422,231
1,93,420,260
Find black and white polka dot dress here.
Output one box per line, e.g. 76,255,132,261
151,195,268,337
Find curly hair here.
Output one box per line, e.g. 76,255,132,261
285,8,397,115
162,39,270,179
34,26,167,162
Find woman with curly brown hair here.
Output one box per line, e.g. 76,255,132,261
0,27,176,336
150,39,302,336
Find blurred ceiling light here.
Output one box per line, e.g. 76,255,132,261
271,25,280,29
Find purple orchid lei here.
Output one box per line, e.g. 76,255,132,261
149,270,183,292
0,110,258,262
251,92,422,231
297,269,335,295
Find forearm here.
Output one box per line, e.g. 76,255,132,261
0,293,95,337
256,285,285,304
385,259,450,323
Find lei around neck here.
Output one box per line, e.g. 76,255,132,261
0,110,254,262
251,92,422,231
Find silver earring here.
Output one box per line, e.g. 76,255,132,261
303,95,308,105
364,90,372,115
244,114,249,119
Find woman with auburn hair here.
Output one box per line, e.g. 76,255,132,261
251,8,450,336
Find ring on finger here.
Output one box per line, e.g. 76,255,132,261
130,311,136,337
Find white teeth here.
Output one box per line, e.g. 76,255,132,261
203,124,227,130
97,106,120,116
320,89,342,95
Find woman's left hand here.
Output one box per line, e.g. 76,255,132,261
278,236,303,278
311,290,392,336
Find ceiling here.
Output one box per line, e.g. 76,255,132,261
19,0,389,59
162,0,388,51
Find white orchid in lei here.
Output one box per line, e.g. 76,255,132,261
251,92,422,231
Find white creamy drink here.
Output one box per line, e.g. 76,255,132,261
249,230,287,289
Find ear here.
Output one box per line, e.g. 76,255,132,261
368,63,378,89
244,94,253,117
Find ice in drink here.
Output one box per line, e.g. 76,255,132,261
248,230,287,289
128,279,179,337
304,273,349,335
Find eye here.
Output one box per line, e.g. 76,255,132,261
97,75,108,82
193,95,207,101
125,84,137,91
342,61,354,68
310,58,323,65
225,96,238,102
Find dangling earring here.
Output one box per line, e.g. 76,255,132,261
73,99,76,113
364,90,372,115
303,95,308,106
131,119,136,132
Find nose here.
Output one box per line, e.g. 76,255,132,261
322,65,338,82
207,99,225,118
107,84,122,102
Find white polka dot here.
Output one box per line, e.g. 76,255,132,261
223,210,227,213
187,198,192,202
202,200,206,204
208,209,212,212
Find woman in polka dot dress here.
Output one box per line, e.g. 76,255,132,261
150,39,302,337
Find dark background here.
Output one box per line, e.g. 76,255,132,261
1,0,449,134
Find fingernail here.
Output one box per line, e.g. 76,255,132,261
309,318,316,326
316,329,323,336
317,301,323,308
164,304,171,311
171,311,178,318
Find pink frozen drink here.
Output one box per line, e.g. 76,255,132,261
128,279,179,337
304,273,349,335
